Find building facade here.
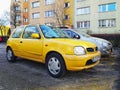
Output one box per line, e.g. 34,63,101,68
74,0,120,34
11,0,74,28
22,0,29,25
64,0,74,28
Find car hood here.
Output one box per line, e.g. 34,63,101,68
46,38,96,48
90,37,111,44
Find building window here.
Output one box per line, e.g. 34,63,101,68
64,2,70,8
45,22,55,26
45,0,54,5
24,18,28,22
24,0,28,2
15,6,20,12
99,19,116,27
32,1,40,8
14,0,20,2
77,21,90,28
32,12,40,19
45,10,54,17
24,8,28,12
99,3,116,12
64,15,70,20
76,0,86,2
77,7,90,15
16,15,21,21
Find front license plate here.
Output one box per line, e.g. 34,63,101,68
92,56,100,62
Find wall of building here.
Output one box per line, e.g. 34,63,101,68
74,0,120,34
64,0,73,27
22,0,29,25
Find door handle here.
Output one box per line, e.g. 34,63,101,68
20,41,23,43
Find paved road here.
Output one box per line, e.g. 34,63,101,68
0,43,120,90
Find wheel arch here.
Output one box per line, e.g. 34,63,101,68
45,51,65,63
6,46,12,51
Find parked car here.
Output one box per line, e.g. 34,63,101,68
63,29,112,56
6,25,101,78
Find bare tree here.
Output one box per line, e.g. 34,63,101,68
53,0,64,27
0,11,10,36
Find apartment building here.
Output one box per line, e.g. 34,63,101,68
11,0,74,28
11,0,22,28
74,0,120,34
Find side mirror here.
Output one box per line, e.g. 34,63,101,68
73,35,80,39
31,33,40,39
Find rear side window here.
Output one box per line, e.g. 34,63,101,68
71,31,79,38
12,27,24,38
64,30,80,38
64,30,72,37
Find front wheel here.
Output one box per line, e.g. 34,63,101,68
46,53,66,78
6,48,16,62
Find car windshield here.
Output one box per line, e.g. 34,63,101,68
39,25,69,38
78,31,91,37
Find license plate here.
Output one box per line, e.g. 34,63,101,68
92,56,100,62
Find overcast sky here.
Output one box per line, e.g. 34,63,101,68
0,0,10,17
0,0,10,25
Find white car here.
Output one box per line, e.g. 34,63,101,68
63,29,112,56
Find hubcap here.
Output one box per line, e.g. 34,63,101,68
48,57,61,75
7,50,12,61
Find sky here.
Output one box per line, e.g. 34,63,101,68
0,0,10,18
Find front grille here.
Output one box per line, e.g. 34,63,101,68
86,47,98,53
96,47,98,51
87,48,94,52
86,60,96,65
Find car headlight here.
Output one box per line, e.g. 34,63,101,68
74,46,86,55
102,42,108,47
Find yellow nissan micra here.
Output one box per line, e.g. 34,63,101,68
6,25,101,78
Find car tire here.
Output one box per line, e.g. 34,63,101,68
46,53,66,78
6,48,16,62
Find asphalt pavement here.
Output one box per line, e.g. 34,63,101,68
0,43,120,90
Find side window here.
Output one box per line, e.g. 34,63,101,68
23,26,40,39
65,30,72,37
12,27,24,38
71,31,79,38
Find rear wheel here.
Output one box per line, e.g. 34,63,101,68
46,53,66,78
6,48,16,62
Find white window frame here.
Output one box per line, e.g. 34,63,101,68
45,0,54,5
77,21,90,28
32,12,40,19
99,19,116,27
32,1,40,8
77,7,90,15
24,8,28,12
44,10,54,17
24,18,28,22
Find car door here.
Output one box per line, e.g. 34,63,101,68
19,25,43,62
10,26,24,57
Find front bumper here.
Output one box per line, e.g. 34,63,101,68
63,51,101,71
100,48,112,56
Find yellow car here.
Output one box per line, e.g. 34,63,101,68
6,25,101,78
